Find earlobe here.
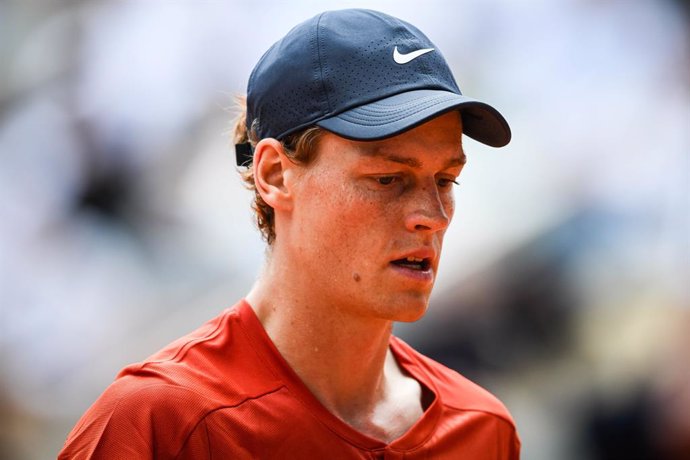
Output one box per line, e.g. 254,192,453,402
253,139,293,211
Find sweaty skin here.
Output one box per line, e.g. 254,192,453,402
246,111,465,442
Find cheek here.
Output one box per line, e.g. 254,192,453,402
309,187,391,260
296,178,361,243
324,194,381,241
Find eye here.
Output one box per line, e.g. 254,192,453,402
437,177,459,188
377,176,398,186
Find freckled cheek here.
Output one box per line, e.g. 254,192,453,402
328,200,383,239
318,194,390,272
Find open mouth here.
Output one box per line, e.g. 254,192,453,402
391,256,431,271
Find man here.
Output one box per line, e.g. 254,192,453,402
60,9,520,459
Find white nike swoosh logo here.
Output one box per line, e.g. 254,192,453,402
393,46,435,64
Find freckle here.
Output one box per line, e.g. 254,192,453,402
353,273,361,282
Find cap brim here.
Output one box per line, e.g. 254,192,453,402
316,89,511,147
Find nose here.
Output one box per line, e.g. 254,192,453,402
404,183,452,233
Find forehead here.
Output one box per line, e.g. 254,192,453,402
353,141,466,168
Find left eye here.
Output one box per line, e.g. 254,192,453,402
377,176,398,185
438,178,459,187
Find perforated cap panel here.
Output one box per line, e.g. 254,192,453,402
244,9,510,149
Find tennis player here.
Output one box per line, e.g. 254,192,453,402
60,9,520,459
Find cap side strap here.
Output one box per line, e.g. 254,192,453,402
235,143,254,166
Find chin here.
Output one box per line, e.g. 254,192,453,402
386,296,430,323
395,308,428,323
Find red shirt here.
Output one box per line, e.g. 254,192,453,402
59,300,520,459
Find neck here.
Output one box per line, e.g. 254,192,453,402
245,247,426,442
246,267,394,418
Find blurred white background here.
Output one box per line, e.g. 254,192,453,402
0,0,688,458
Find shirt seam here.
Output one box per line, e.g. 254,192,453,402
174,385,288,459
143,309,230,367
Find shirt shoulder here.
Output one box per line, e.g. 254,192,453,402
59,379,215,458
391,336,517,428
119,305,282,399
59,303,283,459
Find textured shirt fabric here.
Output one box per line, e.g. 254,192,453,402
59,300,520,459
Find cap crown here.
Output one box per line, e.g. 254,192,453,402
247,9,460,140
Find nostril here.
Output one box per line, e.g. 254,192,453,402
409,210,450,233
406,189,451,233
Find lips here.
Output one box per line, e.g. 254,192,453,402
389,248,436,273
391,256,431,271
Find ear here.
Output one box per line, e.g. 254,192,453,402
253,138,295,211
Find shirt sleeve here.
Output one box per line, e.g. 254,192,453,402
58,382,210,459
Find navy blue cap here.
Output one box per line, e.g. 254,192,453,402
237,9,510,165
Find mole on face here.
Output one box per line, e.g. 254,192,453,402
353,273,361,282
